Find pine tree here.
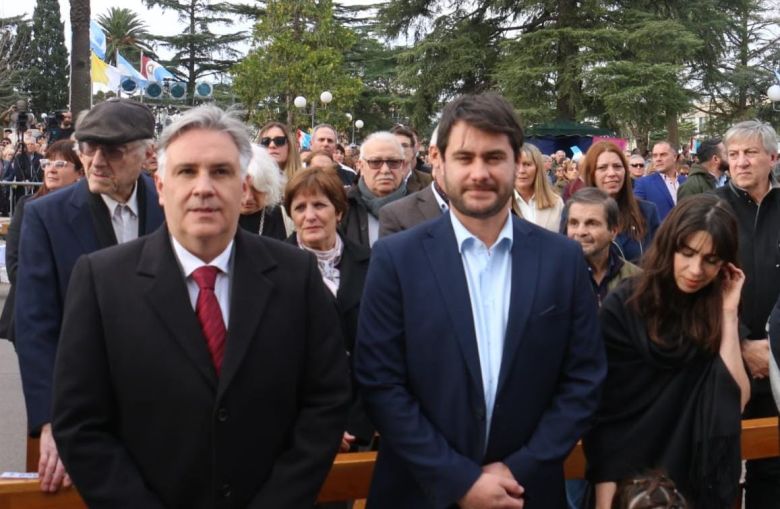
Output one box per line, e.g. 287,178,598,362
143,0,247,100
0,16,32,109
28,0,69,114
231,0,362,129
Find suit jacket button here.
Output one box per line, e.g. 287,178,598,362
220,483,232,498
217,408,229,422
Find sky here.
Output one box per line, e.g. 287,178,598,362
1,0,379,63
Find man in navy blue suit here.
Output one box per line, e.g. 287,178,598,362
355,93,606,509
15,98,164,493
632,140,687,221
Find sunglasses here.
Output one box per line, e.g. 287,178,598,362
629,163,645,168
78,141,135,161
42,160,73,169
364,158,404,170
260,136,287,147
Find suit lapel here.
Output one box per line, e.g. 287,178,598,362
422,215,484,398
140,228,217,390
66,180,104,252
416,186,443,221
138,173,165,235
496,219,540,394
217,230,276,399
655,173,675,208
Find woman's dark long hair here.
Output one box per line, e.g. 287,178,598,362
628,194,739,352
582,141,646,240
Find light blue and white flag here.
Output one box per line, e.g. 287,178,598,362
116,52,148,87
90,20,106,60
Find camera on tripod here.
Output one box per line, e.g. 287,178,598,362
11,99,34,134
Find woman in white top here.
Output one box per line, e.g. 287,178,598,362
511,142,564,232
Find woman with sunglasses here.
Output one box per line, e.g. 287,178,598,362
565,141,660,263
257,122,302,181
0,139,84,343
584,194,749,509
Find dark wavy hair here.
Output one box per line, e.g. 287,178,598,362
612,471,688,509
628,194,739,352
582,141,646,240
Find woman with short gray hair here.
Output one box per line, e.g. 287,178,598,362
239,144,294,240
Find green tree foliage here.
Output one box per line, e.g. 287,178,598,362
693,0,780,131
231,0,362,132
0,16,32,109
97,7,157,67
29,0,69,114
143,0,246,100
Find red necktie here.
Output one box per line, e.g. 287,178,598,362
191,266,226,375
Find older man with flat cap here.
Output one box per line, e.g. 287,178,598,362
15,98,164,492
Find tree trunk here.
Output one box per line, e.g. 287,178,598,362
665,111,679,150
70,0,91,115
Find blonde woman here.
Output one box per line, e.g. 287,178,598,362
512,143,564,231
257,121,303,181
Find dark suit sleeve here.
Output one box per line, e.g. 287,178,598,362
503,250,606,484
248,254,350,507
378,205,403,238
15,202,62,434
355,240,482,507
52,256,167,509
6,196,26,284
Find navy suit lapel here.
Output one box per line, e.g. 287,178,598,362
138,173,165,235
66,180,103,252
422,214,485,399
496,218,540,395
217,230,275,399
140,228,218,390
655,172,675,208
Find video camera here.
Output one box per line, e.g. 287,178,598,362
11,99,34,133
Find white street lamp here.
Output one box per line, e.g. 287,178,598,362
354,119,364,144
293,96,307,109
768,84,780,102
320,91,333,105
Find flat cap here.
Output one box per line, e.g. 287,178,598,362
75,98,155,144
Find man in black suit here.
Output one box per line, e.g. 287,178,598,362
52,105,350,508
15,98,164,493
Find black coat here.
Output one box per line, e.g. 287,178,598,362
52,227,350,508
0,194,31,341
238,206,288,241
287,232,374,444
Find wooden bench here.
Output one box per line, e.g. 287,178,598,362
2,417,777,508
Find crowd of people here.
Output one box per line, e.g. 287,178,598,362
1,93,779,509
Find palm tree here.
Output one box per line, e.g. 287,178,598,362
97,7,157,67
69,0,90,113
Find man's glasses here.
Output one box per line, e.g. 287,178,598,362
78,141,135,161
364,158,404,170
260,136,287,147
629,163,645,168
42,160,73,169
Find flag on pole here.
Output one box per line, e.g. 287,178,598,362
140,54,176,81
116,52,148,87
297,129,311,150
91,52,121,91
90,20,107,60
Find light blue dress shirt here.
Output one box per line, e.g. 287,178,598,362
449,210,513,445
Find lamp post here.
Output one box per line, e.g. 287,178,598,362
294,91,333,128
354,119,364,144
768,84,780,111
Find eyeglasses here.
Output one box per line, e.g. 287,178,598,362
42,160,74,169
629,163,645,168
260,136,287,147
78,141,135,161
364,158,404,170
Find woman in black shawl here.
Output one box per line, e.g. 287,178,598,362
584,194,750,509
